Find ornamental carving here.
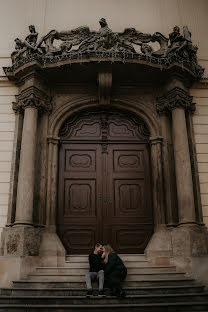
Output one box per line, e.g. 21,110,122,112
156,87,195,115
5,19,203,79
13,86,52,113
59,109,150,141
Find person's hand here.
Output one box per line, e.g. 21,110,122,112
101,252,105,259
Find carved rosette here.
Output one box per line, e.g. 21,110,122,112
13,86,52,114
156,87,195,115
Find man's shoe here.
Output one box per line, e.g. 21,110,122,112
86,289,93,297
98,290,106,297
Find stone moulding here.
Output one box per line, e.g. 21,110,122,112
3,19,204,79
12,86,52,113
156,87,195,115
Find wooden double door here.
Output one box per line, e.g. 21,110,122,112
58,111,153,254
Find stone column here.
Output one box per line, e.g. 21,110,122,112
40,136,65,266
150,136,165,228
12,86,52,227
172,107,196,224
15,107,38,225
160,114,177,226
2,86,51,256
7,111,23,225
46,136,59,230
157,87,196,225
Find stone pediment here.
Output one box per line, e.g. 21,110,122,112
3,19,204,80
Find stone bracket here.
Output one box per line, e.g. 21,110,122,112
98,69,112,105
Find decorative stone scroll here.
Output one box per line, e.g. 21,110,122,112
156,87,195,115
5,19,204,79
13,86,52,113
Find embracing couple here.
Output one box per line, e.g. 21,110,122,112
85,243,127,298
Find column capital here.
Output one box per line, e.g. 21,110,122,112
156,87,195,116
13,86,52,114
47,136,59,145
149,136,163,145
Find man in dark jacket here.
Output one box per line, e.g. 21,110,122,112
85,243,105,297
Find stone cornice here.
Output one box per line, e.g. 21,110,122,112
156,87,195,115
3,20,204,81
13,86,52,113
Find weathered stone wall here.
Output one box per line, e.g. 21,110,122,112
0,0,208,234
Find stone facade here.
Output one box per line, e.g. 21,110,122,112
0,0,208,287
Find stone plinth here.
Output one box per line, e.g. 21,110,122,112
2,226,42,256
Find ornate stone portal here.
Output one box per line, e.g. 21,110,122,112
1,19,208,285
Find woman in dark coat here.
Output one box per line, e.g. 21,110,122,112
102,244,127,297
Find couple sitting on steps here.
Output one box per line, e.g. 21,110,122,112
85,243,127,298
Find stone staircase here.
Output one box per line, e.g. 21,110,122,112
0,254,208,311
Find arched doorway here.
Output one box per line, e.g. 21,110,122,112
57,108,153,254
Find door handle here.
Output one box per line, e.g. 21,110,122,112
108,194,112,203
98,194,102,203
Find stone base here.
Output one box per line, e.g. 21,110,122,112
0,226,66,287
39,227,66,266
2,225,42,256
0,255,47,287
145,224,208,285
146,224,208,258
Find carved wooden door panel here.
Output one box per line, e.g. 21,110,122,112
58,110,153,254
106,144,153,253
58,143,103,254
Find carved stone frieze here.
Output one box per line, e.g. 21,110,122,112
156,87,195,115
13,86,52,113
4,19,204,79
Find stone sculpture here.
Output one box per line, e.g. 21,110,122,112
7,19,203,78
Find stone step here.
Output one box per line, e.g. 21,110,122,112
66,254,147,262
28,271,186,281
0,293,208,305
0,302,207,312
64,260,149,268
1,285,205,296
35,266,177,274
13,278,196,288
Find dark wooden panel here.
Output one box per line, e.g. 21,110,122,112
64,179,96,217
58,111,153,254
58,143,103,254
106,144,153,253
